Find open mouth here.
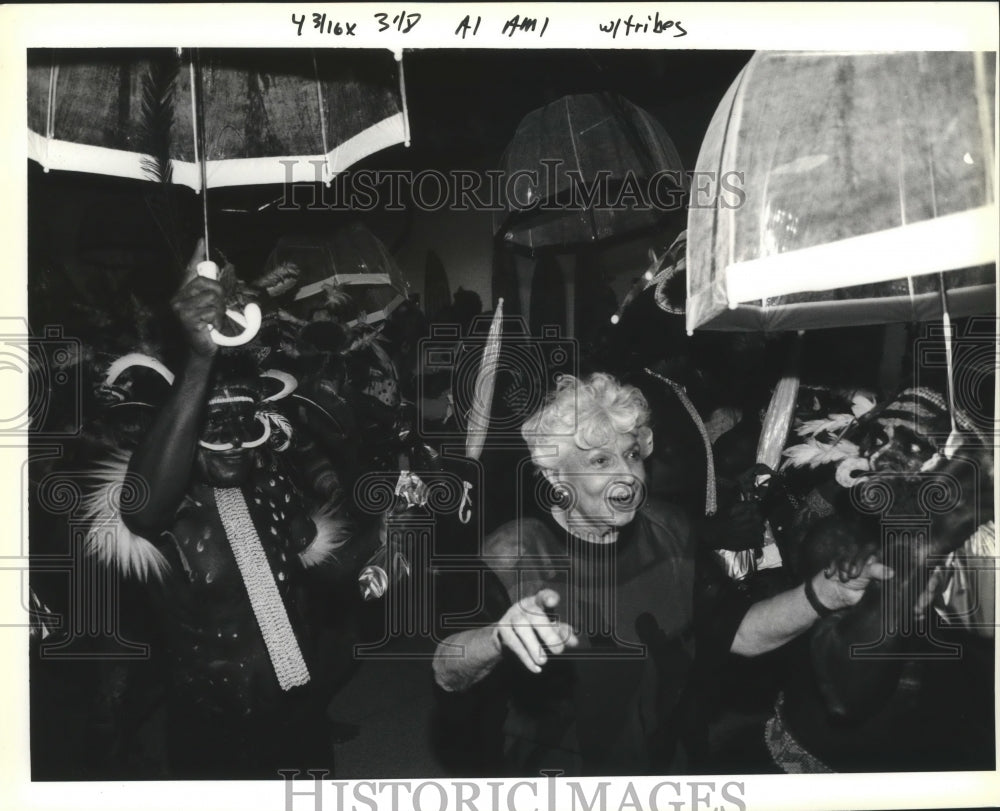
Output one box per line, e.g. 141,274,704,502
606,482,641,513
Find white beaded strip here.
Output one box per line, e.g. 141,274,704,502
214,487,310,690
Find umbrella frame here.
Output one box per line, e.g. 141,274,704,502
28,48,409,191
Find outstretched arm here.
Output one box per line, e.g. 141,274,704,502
122,241,223,538
433,588,578,692
730,556,893,656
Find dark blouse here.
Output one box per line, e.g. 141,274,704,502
435,498,750,777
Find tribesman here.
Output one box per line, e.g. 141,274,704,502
82,247,358,778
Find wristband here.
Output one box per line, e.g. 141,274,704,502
804,576,836,618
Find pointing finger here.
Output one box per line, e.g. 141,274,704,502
533,589,561,611
497,625,542,673
865,561,895,582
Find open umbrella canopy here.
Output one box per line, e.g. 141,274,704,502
686,50,997,333
494,92,686,252
262,222,410,325
28,47,408,190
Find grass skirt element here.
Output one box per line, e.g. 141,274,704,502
765,693,833,774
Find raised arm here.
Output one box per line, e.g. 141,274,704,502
122,241,223,538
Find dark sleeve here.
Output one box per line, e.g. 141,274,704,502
694,546,753,667
430,563,513,775
807,533,930,721
808,585,906,721
681,544,754,744
804,515,923,721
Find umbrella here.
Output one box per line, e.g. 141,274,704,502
681,51,997,577
686,50,997,335
28,47,409,192
261,222,410,326
494,92,686,252
678,51,997,583
28,48,410,344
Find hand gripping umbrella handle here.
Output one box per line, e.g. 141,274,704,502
197,261,262,347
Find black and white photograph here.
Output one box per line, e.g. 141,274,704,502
2,4,998,810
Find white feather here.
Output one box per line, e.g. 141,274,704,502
299,504,353,569
80,450,171,581
796,413,854,437
781,438,860,470
261,410,294,451
851,392,877,417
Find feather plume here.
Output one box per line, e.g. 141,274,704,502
138,50,185,270
851,392,877,417
299,504,353,569
795,413,855,437
80,450,171,581
322,283,359,321
781,437,861,470
261,409,294,451
345,324,386,354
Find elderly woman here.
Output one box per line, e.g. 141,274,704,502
433,372,889,776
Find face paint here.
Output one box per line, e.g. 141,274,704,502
199,415,271,451
195,385,265,486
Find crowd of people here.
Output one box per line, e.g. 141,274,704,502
28,229,995,781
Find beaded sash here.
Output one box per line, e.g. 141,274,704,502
215,487,310,690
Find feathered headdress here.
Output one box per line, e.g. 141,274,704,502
137,49,190,276
782,386,985,486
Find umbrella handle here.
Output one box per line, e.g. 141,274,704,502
197,260,263,347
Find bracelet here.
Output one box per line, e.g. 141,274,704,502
804,576,836,618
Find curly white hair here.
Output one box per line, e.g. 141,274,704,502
521,372,654,471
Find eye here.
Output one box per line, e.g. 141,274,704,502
626,449,641,461
590,455,609,468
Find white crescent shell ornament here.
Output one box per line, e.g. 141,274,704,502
198,414,272,451
197,260,263,347
104,353,176,387
259,369,298,401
